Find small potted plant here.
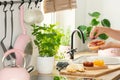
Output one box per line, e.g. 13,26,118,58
77,11,111,41
31,23,63,74
60,28,71,46
56,28,71,60
77,11,111,51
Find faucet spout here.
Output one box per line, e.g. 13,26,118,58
69,29,85,59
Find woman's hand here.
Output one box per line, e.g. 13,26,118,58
99,41,120,50
90,27,108,39
99,42,112,50
88,40,120,50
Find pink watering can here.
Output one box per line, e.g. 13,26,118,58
14,4,33,67
0,49,30,80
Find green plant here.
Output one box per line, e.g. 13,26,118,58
54,52,65,60
77,11,111,41
31,24,64,57
60,28,70,46
54,75,67,80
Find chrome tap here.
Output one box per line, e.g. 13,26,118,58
67,29,85,59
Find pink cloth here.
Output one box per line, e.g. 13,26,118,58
98,48,120,57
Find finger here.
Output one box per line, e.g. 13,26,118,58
99,44,106,50
90,27,97,39
94,32,100,38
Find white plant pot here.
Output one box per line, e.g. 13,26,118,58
98,48,120,57
37,56,54,74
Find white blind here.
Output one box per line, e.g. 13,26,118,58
43,0,77,13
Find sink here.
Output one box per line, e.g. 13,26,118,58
73,55,120,65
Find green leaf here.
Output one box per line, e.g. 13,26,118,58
78,30,87,40
99,33,108,40
31,24,63,57
54,76,67,80
83,30,88,40
101,19,111,27
77,11,111,41
77,25,87,40
77,25,87,31
86,26,92,37
88,12,101,18
90,19,100,26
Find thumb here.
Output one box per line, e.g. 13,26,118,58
94,32,100,38
99,44,107,50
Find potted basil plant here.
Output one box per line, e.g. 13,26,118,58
31,23,63,74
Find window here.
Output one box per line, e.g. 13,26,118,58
41,0,76,32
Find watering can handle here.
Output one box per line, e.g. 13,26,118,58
20,5,27,34
2,49,26,68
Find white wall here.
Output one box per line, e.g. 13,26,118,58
103,0,120,29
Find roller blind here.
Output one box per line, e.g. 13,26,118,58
43,0,77,13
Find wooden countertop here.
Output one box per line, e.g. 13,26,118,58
30,52,120,80
30,70,120,80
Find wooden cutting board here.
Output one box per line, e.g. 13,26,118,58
60,65,120,77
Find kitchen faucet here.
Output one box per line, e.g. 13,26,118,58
67,29,85,59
